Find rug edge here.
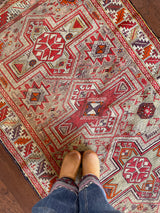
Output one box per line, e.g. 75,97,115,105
122,0,160,49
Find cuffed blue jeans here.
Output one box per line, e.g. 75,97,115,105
32,175,121,213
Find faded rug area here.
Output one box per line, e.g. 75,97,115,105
0,0,160,212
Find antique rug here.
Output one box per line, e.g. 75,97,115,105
0,0,160,212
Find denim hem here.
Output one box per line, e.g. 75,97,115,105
79,174,103,191
50,178,78,194
58,177,78,188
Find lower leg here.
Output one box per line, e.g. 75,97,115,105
32,150,81,213
79,150,121,213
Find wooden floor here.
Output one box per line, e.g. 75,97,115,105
0,1,160,213
0,144,39,213
131,0,160,38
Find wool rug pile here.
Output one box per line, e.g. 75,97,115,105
0,0,160,212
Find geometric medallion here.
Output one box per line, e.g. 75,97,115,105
20,82,50,111
85,33,116,64
123,157,152,183
33,33,65,62
103,139,160,206
49,72,142,144
137,103,156,119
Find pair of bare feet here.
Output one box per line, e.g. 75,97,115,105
59,150,100,181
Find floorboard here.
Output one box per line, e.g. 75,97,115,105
130,0,160,38
0,144,40,213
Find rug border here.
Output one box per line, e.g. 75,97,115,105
0,83,60,198
0,0,47,33
91,0,160,94
122,0,160,49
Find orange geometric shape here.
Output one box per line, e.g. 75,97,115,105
116,8,125,24
153,145,160,156
0,101,6,108
14,137,31,145
119,148,138,165
96,45,106,54
137,204,144,211
136,174,155,192
59,0,77,5
142,44,152,60
30,92,40,101
103,179,122,199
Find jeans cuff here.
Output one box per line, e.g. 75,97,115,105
79,174,103,191
50,177,78,194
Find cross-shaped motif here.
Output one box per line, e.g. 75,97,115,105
50,73,138,141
